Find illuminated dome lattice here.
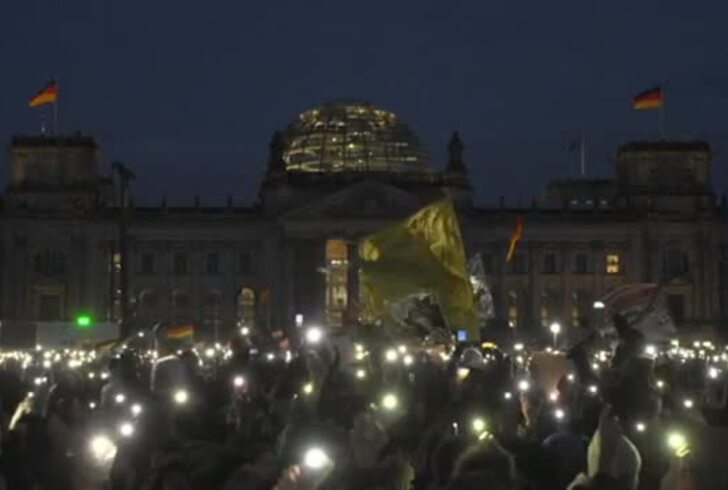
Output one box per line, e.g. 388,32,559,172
282,100,429,173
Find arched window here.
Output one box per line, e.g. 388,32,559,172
236,287,255,328
325,239,348,328
662,249,689,277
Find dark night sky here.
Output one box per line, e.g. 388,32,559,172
2,0,727,206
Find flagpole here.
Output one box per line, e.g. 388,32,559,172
579,131,586,177
659,86,665,140
53,78,59,136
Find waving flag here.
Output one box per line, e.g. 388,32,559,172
29,80,58,107
506,217,523,262
359,199,476,334
632,86,663,110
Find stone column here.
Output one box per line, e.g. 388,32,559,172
528,242,539,332
345,241,360,325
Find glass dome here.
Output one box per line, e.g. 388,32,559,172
282,100,429,173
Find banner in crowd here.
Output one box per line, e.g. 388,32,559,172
359,199,476,335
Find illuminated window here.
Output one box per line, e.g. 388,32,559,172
236,287,255,328
606,254,620,274
325,239,348,328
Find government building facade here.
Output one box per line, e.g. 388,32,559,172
1,101,726,344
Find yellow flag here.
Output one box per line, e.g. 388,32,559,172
359,199,476,335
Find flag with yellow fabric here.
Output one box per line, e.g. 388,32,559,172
359,199,477,336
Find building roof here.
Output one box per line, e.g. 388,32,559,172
9,133,98,148
617,140,710,154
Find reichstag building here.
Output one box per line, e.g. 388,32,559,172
1,100,725,344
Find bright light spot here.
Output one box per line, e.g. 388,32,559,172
518,380,530,392
554,408,565,420
89,401,97,410
205,348,215,358
240,327,250,336
381,393,399,411
504,392,512,400
587,385,598,395
355,369,366,379
303,447,330,470
137,331,145,338
42,360,51,369
302,382,314,395
114,393,126,404
548,391,559,402
656,379,665,389
88,372,96,379
549,322,561,335
33,377,43,386
514,343,524,351
567,373,575,382
708,367,720,379
295,314,304,328
305,327,324,344
131,403,142,416
76,315,92,328
593,301,605,309
385,349,398,363
683,398,694,409
397,345,407,354
233,376,245,388
635,422,646,433
90,435,117,462
471,417,487,434
403,354,414,366
591,363,600,371
118,422,134,438
667,432,688,457
266,353,275,362
457,368,470,380
645,344,657,357
173,389,189,405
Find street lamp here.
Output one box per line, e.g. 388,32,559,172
549,322,561,348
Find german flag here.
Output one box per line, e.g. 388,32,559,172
29,80,58,107
632,86,663,110
506,217,523,262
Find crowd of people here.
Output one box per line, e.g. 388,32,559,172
0,316,726,489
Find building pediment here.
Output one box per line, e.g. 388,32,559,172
281,179,430,221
